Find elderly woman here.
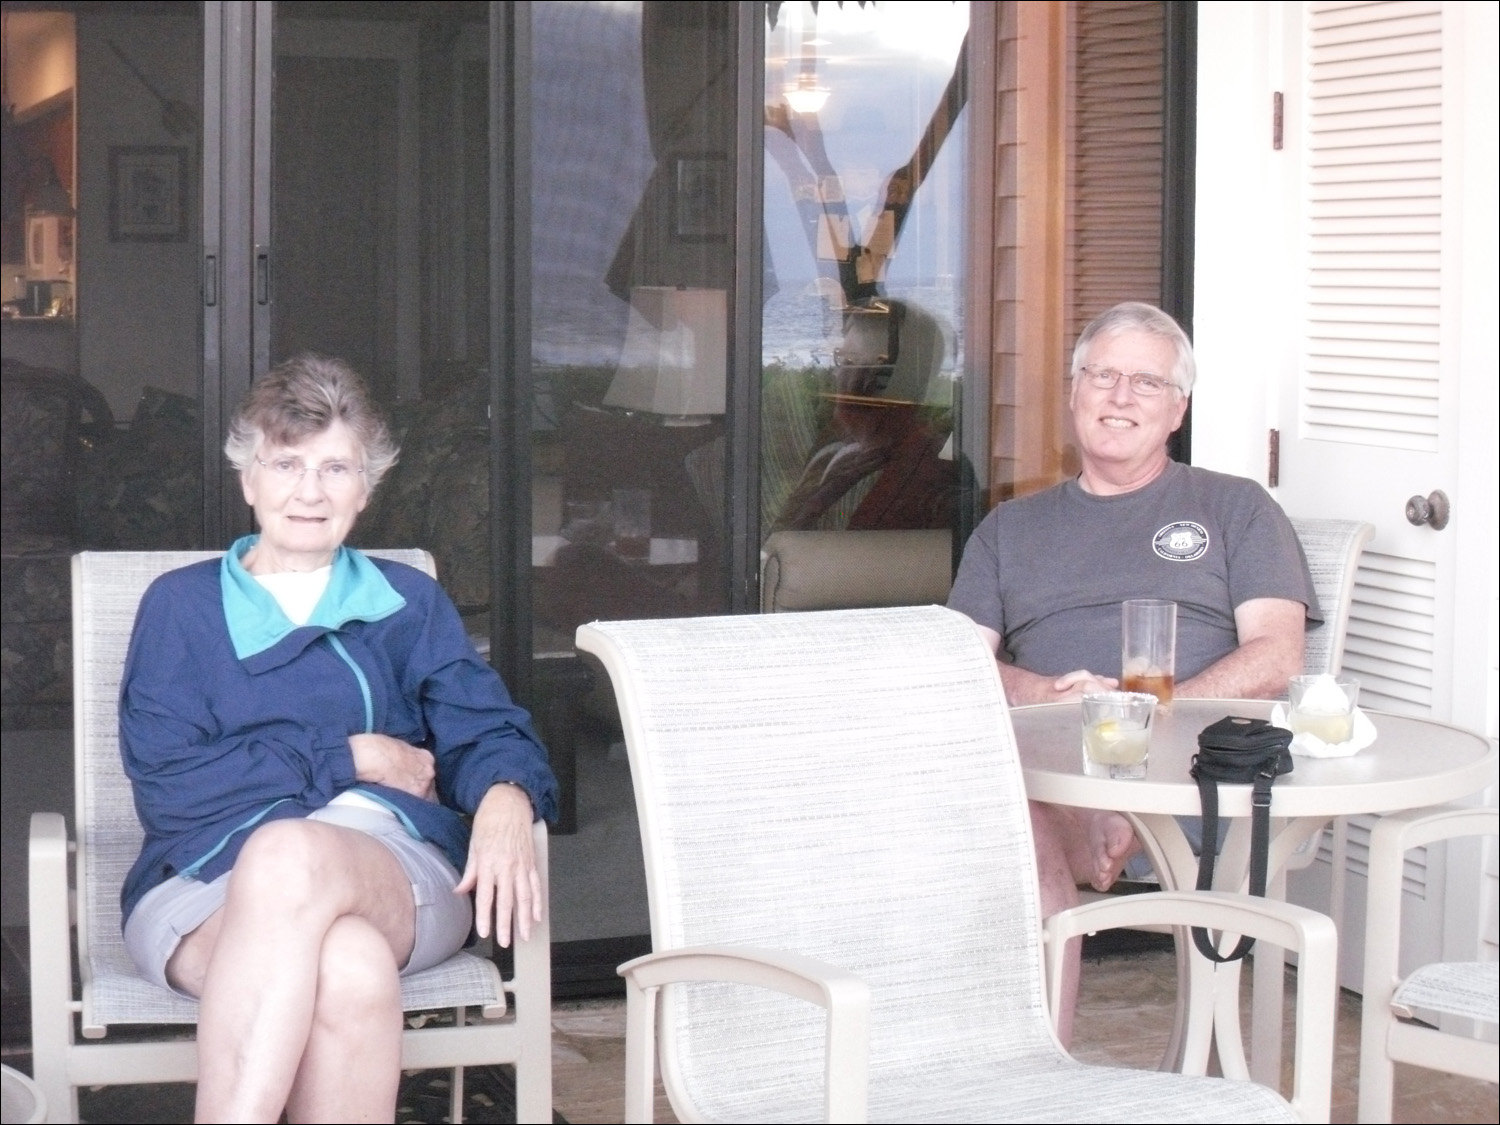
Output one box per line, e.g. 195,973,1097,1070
118,354,557,1122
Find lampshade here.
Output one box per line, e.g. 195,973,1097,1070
604,287,727,423
26,161,75,217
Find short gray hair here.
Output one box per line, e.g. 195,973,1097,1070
224,354,399,489
1070,302,1196,395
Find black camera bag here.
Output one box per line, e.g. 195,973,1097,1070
1190,716,1294,963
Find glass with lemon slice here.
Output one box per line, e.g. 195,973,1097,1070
1080,691,1157,779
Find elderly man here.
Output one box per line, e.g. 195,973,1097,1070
946,301,1318,1041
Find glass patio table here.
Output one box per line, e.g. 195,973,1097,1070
1010,698,1496,1087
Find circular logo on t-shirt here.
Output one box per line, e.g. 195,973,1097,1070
1153,521,1210,561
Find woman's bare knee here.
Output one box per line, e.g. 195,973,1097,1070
222,819,416,965
229,820,332,909
313,916,402,1026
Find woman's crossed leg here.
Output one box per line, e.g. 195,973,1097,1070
166,818,417,1123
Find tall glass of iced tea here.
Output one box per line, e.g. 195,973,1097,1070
1121,599,1176,705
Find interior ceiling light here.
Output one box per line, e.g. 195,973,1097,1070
784,74,830,114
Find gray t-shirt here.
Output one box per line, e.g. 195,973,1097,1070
947,462,1321,679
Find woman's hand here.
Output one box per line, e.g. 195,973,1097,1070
348,733,437,800
455,782,541,946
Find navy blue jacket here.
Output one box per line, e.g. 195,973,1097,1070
119,540,558,922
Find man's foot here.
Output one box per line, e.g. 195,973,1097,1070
1054,806,1142,891
1083,810,1141,891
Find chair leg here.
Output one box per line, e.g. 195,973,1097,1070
514,1054,552,1123
514,1018,554,1125
1356,1025,1395,1124
623,977,660,1124
512,825,554,1125
30,812,80,1123
29,975,80,1124
450,1006,466,1124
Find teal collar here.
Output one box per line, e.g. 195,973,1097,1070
220,535,406,661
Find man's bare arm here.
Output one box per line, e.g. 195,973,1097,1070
1176,597,1306,700
967,621,1119,705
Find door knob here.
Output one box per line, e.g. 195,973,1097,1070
1405,490,1450,530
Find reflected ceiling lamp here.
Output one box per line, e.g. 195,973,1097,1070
784,72,830,114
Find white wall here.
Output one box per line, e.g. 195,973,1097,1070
1188,2,1283,488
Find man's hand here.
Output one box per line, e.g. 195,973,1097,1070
1000,663,1119,704
969,621,1117,703
456,782,542,946
349,733,436,800
1049,668,1121,698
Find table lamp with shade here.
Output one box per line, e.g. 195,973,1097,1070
603,286,727,426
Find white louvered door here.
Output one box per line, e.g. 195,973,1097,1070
1282,0,1450,719
1274,0,1499,991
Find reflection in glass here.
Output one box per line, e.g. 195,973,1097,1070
2,3,204,741
285,5,496,621
761,1,967,537
530,2,734,654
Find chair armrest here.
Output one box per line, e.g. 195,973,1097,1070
497,820,553,1021
1045,890,1336,1124
618,945,871,1125
29,811,71,940
1366,803,1498,859
1364,804,1500,1007
1045,889,1336,958
1362,806,1499,1015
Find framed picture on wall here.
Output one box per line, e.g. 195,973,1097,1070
109,146,188,242
672,154,728,243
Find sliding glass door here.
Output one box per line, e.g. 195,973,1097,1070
0,0,208,926
523,1,737,954
760,2,970,540
1,4,207,722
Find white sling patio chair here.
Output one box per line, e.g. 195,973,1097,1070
1358,803,1499,1123
1289,518,1374,680
29,550,553,1124
576,606,1337,1123
1281,518,1375,934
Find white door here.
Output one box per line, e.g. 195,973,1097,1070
1271,0,1498,990
1195,0,1498,993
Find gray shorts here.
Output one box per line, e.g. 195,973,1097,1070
123,804,472,997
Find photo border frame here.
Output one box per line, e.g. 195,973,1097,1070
671,153,728,243
109,146,189,242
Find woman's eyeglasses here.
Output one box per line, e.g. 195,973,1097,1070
255,457,364,489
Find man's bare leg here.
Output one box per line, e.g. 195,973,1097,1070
1028,801,1144,1048
1028,801,1082,1047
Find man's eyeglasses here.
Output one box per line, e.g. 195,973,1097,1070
1078,365,1179,397
256,457,364,489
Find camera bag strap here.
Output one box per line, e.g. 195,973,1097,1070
1190,748,1283,963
